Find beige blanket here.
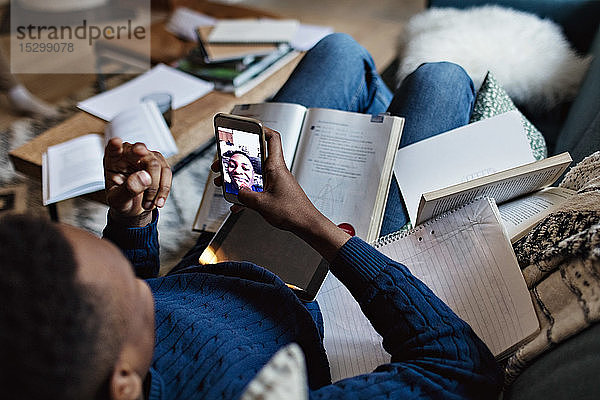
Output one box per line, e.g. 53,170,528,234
505,151,600,384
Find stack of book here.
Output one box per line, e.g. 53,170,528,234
176,20,301,96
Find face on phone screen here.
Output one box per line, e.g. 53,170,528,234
217,126,264,197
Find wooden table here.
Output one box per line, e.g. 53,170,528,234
9,1,302,204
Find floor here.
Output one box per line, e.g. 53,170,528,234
0,0,426,129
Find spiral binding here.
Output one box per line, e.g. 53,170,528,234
373,197,490,248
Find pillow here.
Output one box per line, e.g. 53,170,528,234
471,71,547,160
396,5,592,112
240,343,308,400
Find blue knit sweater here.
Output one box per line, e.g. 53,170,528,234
103,213,502,399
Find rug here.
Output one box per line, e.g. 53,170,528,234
0,76,216,274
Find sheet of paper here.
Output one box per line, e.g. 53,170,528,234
292,108,399,240
394,110,535,226
78,64,214,121
290,24,334,51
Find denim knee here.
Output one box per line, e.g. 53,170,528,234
309,33,374,68
408,62,475,97
312,33,363,55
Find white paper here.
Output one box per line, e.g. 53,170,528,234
394,111,535,226
78,64,214,121
290,24,334,51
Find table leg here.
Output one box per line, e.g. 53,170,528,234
48,203,59,222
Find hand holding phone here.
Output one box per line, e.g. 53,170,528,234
212,125,351,263
214,113,267,205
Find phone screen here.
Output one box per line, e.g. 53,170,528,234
216,125,264,198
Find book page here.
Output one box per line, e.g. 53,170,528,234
106,102,178,158
292,108,402,242
43,134,105,205
192,169,232,232
417,153,572,225
232,102,308,169
498,186,575,243
395,111,535,226
376,197,538,359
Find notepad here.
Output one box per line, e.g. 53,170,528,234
317,197,539,381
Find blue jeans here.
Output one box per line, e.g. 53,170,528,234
273,33,476,236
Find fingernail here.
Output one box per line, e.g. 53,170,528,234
143,201,153,210
156,197,165,207
139,170,151,185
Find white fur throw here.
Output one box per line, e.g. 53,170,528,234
396,6,592,112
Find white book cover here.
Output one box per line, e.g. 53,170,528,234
394,110,535,226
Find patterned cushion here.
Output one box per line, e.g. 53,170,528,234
470,71,547,160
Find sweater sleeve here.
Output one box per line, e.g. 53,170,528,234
102,210,160,279
310,237,503,399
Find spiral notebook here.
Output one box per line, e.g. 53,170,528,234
317,197,539,381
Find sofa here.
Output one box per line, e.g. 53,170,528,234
413,1,600,399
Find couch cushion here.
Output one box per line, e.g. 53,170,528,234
397,5,591,112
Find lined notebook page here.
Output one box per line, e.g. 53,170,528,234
375,197,538,358
318,197,538,382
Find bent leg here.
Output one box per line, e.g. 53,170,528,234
272,33,392,114
381,62,476,236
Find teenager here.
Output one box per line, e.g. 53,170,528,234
0,34,501,400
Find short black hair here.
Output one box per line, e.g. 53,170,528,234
0,214,122,399
224,150,262,175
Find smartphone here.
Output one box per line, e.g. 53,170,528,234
214,113,267,204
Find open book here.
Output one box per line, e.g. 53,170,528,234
394,110,573,240
42,102,177,205
194,102,404,241
318,197,539,381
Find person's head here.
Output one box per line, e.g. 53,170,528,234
226,151,255,190
0,214,155,400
